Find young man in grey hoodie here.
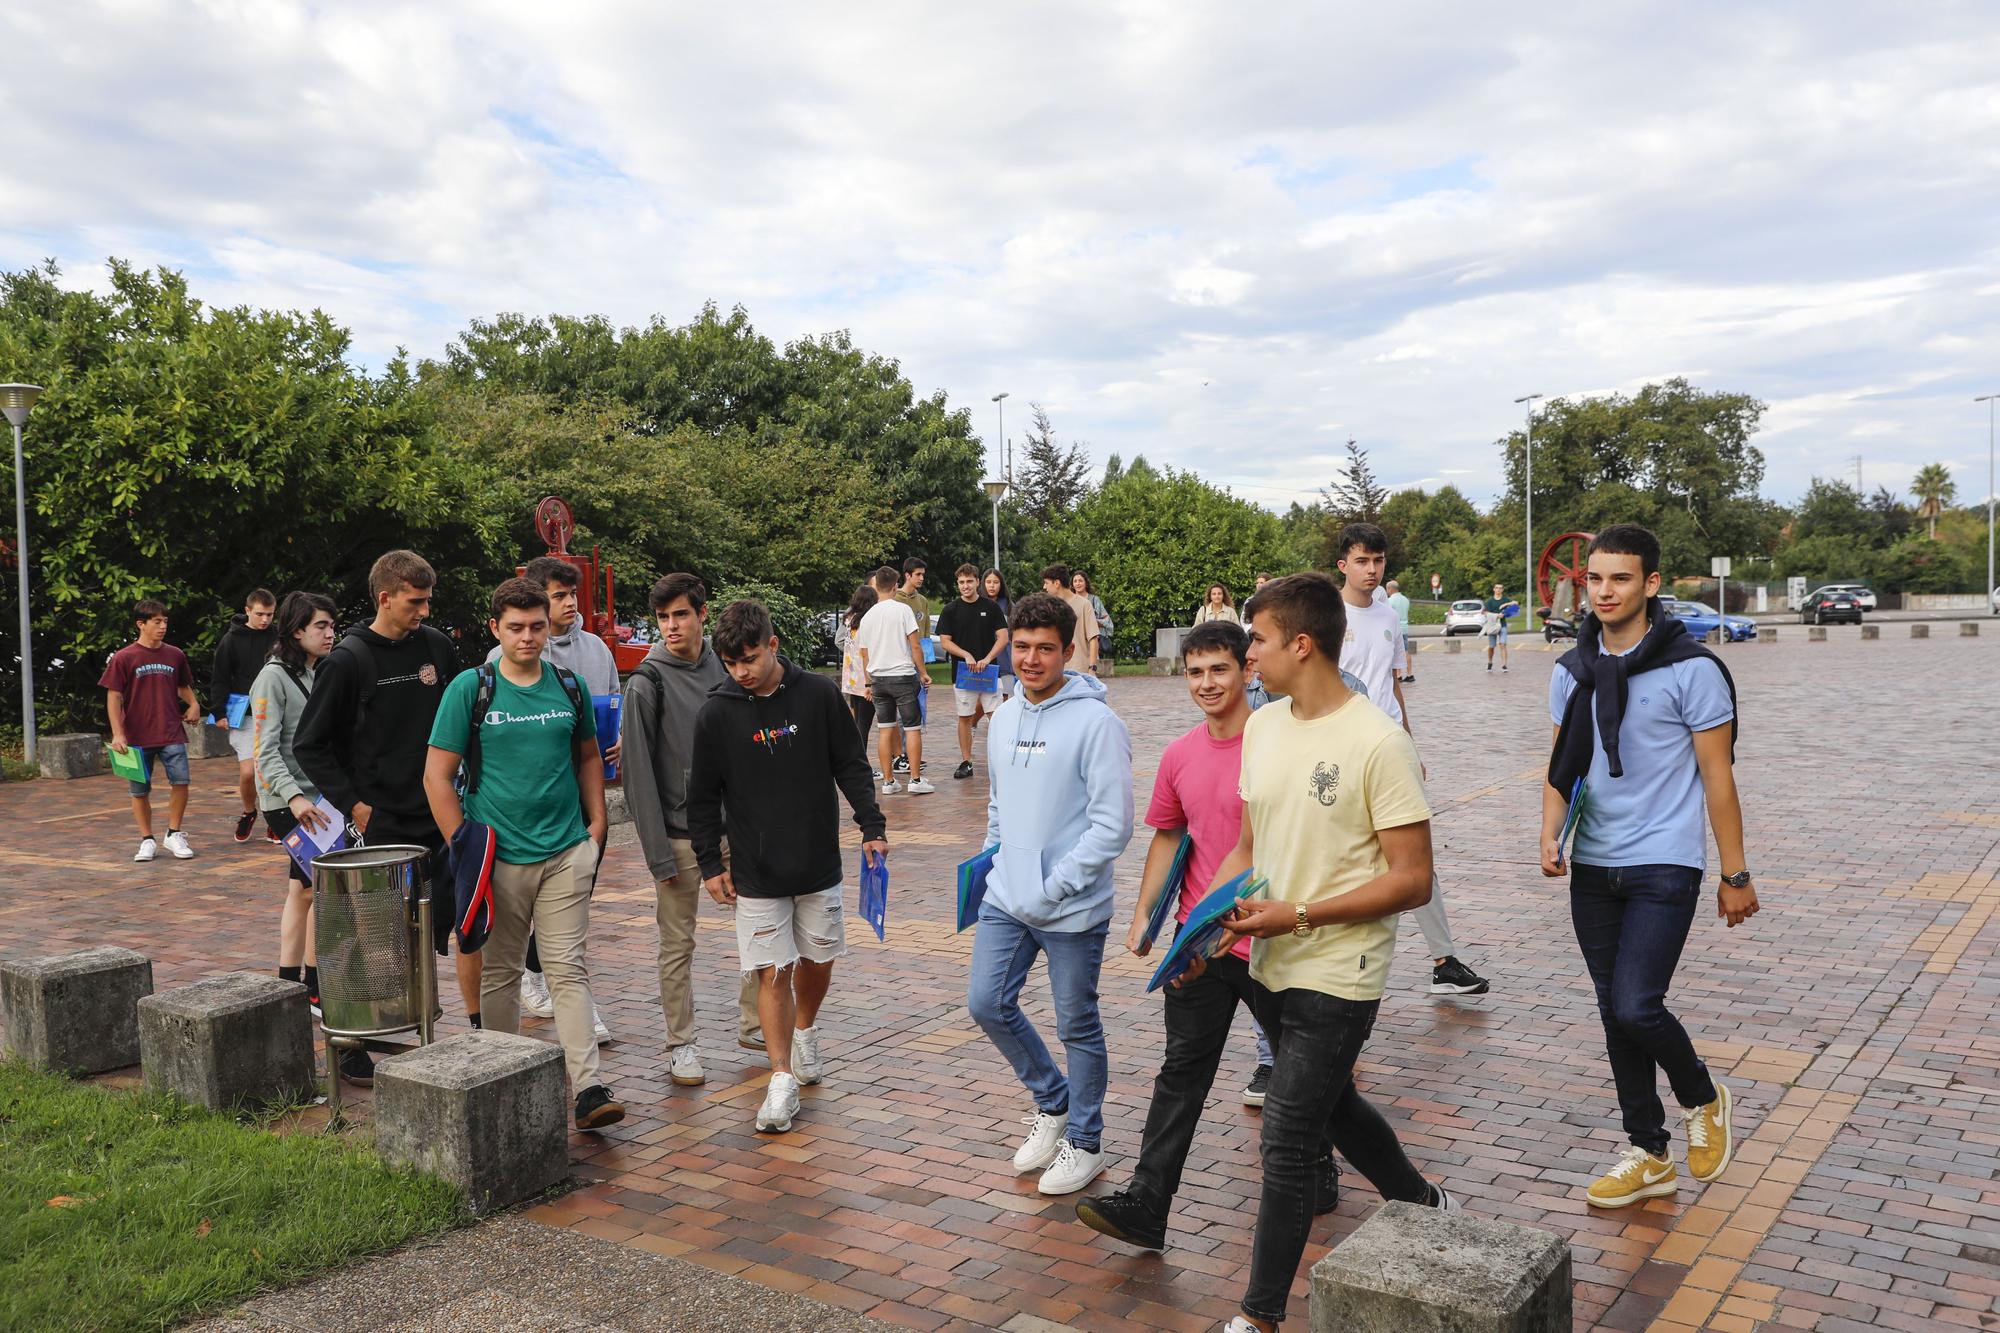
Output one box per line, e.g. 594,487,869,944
968,591,1134,1197
620,573,763,1086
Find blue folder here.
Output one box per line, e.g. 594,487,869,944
1136,833,1194,952
1555,777,1589,868
594,695,622,781
225,693,252,729
955,662,999,693
859,851,888,941
1146,869,1267,992
956,845,998,932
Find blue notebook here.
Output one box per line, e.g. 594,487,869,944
955,845,998,932
1555,777,1590,868
955,662,999,693
858,851,888,942
1137,833,1194,952
225,693,252,729
1147,869,1267,992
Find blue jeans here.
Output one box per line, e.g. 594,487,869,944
966,901,1107,1152
128,743,190,797
1570,862,1718,1156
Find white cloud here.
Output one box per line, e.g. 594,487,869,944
3,1,1999,509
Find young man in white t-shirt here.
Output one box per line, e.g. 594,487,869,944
854,566,933,794
1334,523,1490,998
1191,572,1450,1333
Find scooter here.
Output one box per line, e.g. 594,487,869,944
1540,607,1580,642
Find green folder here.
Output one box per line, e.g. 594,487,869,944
107,744,145,782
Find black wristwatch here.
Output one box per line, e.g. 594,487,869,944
1720,869,1753,889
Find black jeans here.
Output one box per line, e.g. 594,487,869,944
1242,982,1430,1325
1570,862,1717,1156
847,692,873,747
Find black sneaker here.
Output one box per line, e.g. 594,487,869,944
953,760,974,780
1430,957,1490,995
1315,1156,1341,1215
234,810,257,843
892,754,911,774
1243,1064,1272,1107
338,1048,376,1086
1075,1190,1167,1251
574,1084,626,1130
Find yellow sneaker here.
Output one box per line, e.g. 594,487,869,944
1585,1145,1677,1208
1684,1079,1733,1182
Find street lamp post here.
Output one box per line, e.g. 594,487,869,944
983,478,1009,572
1,384,45,762
988,391,1011,576
1979,394,1997,617
1515,393,1544,633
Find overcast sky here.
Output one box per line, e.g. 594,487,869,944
6,2,1999,510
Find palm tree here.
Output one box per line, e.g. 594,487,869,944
1911,463,1956,540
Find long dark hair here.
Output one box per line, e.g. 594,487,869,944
983,569,1011,614
845,582,878,632
270,591,338,675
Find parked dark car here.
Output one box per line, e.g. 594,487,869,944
1799,590,1863,625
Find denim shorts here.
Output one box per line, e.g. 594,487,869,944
870,672,923,728
128,743,191,796
736,887,847,972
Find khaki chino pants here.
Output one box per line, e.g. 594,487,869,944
657,837,761,1049
481,839,602,1093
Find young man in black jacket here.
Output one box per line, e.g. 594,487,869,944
294,550,480,1039
210,588,277,843
689,600,888,1135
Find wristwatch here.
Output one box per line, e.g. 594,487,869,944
1292,905,1316,937
1720,869,1753,889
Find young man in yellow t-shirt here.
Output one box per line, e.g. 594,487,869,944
1193,571,1452,1333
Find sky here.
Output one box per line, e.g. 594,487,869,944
5,2,1999,512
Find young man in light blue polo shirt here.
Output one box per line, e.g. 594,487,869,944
1541,524,1763,1209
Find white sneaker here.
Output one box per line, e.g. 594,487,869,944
794,1026,823,1086
591,999,612,1045
518,971,554,1018
133,837,157,863
757,1071,801,1132
880,779,902,795
1037,1139,1107,1196
669,1043,705,1087
908,777,936,794
1222,1319,1261,1333
165,830,195,859
1012,1108,1069,1173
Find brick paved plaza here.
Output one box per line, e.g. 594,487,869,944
3,627,1997,1332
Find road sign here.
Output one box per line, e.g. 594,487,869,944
1430,573,1441,595
1710,556,1732,578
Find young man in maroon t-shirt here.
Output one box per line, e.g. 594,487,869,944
100,599,203,862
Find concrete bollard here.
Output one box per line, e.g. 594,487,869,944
36,734,107,780
184,720,235,760
1311,1200,1570,1332
1808,626,1827,641
1444,638,1462,654
374,1031,568,1214
0,947,153,1073
1860,624,1880,640
1962,622,1981,637
1759,627,1777,643
138,972,315,1112
1911,623,1930,639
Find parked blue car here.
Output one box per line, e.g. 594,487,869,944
1664,599,1757,642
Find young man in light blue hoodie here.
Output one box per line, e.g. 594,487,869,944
969,591,1134,1197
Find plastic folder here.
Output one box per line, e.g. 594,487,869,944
1555,777,1589,868
1137,833,1194,952
955,845,998,932
107,744,145,782
859,851,888,942
1147,869,1266,992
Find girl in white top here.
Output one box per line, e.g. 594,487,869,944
1193,582,1240,625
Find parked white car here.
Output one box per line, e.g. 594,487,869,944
1444,599,1487,635
1810,582,1877,610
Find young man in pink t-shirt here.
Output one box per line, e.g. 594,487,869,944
1076,620,1337,1252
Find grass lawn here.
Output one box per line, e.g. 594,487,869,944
0,1061,464,1332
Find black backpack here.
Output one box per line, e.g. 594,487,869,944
463,661,588,797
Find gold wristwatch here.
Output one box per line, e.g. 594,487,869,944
1292,905,1316,937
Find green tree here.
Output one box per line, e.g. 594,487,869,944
1910,463,1955,539
1324,439,1388,525
1013,403,1091,525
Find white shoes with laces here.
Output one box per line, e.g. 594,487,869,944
134,837,157,862
669,1044,705,1087
518,971,554,1018
757,1071,801,1133
1036,1138,1107,1196
164,830,195,859
1012,1109,1069,1173
793,1026,823,1085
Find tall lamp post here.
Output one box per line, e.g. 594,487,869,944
988,391,1011,576
1,384,44,761
983,478,1009,572
1515,393,1543,633
1979,394,1997,618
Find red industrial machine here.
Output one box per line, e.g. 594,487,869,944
1536,530,1594,616
522,496,648,673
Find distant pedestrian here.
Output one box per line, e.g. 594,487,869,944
1484,582,1514,672
894,558,932,638
836,582,878,752
210,588,278,843
1071,571,1113,676
1194,582,1240,626
983,569,1015,695
688,599,888,1135
937,563,1010,780
102,599,202,863
1385,579,1414,683
855,566,933,794
1041,564,1101,675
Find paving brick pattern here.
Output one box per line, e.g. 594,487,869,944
2,627,1996,1331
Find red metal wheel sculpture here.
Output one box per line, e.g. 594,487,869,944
534,495,575,554
1537,530,1594,614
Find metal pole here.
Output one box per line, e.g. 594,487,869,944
11,420,33,760
1986,396,1996,618
991,494,1001,572
1520,401,1537,633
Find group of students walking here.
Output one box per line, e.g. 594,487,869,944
100,516,1761,1330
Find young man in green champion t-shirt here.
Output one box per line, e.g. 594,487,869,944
425,577,621,1131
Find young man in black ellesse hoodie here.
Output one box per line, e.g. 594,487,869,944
689,599,887,1135
210,589,278,842
295,550,480,1036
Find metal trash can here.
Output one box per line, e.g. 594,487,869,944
312,844,440,1041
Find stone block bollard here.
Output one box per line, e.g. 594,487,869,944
1808,626,1827,641
1444,638,1462,654
1147,656,1174,676
604,784,630,828
37,733,107,780
138,972,315,1111
0,947,153,1073
1759,627,1777,643
1311,1200,1570,1333
1911,623,1930,639
184,720,235,759
374,1031,568,1213
1860,624,1879,640
1962,622,1981,637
